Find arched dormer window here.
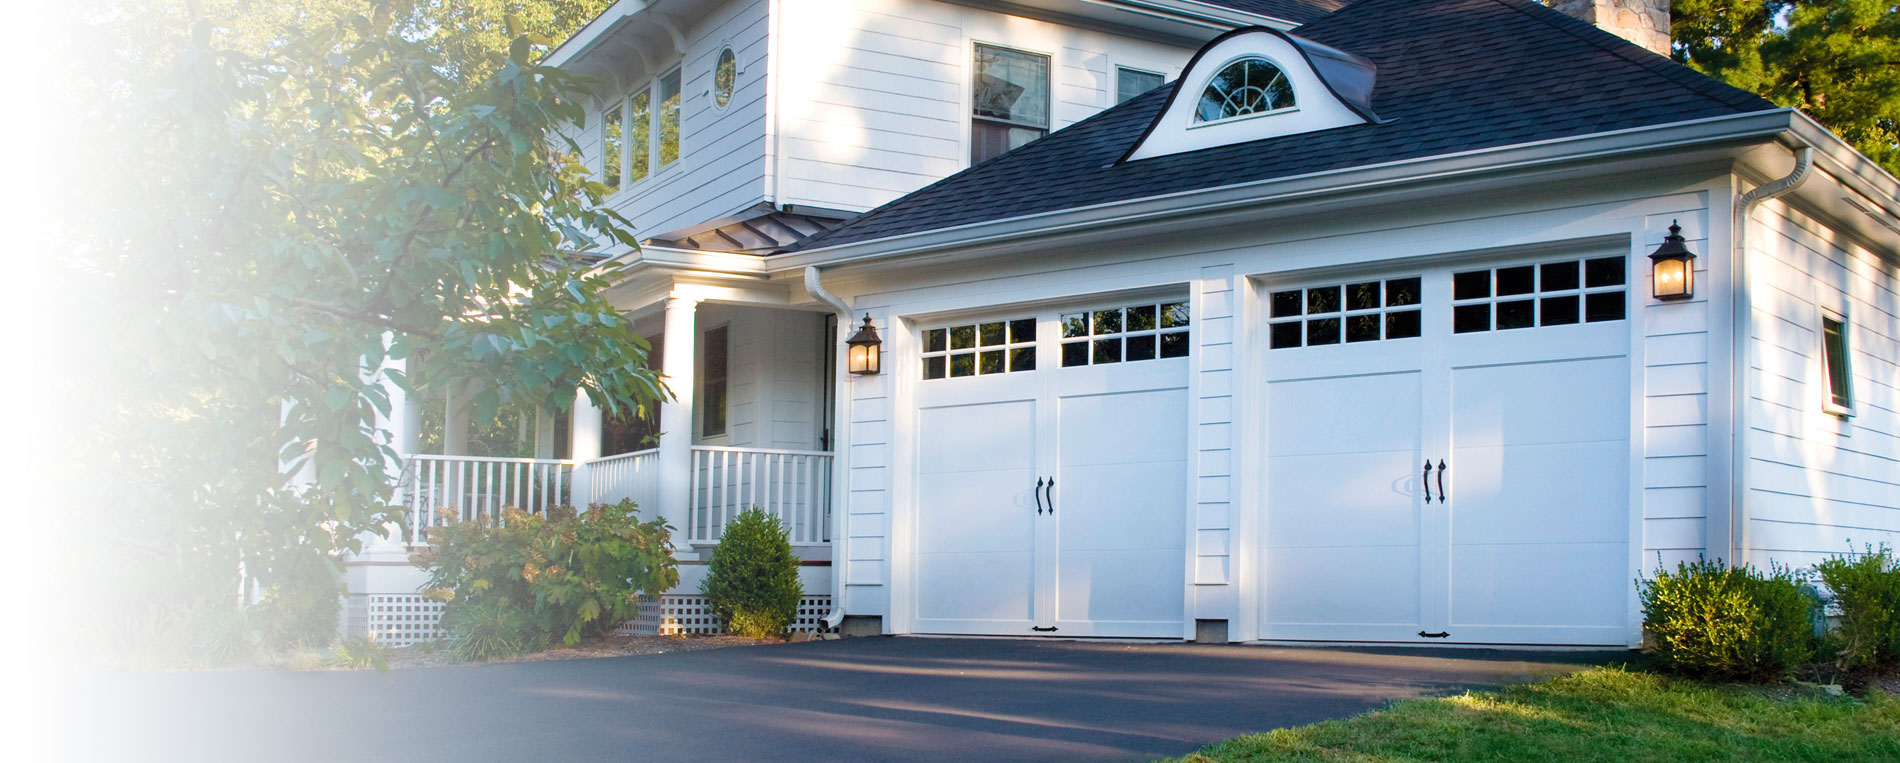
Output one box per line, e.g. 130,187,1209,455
1195,57,1294,123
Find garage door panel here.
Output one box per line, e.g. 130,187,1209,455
1449,442,1627,546
916,551,1035,625
1263,546,1422,628
1056,463,1187,548
915,472,1038,552
1450,542,1627,629
1266,451,1420,549
1268,373,1421,457
919,401,1037,475
1057,548,1185,626
1450,357,1628,448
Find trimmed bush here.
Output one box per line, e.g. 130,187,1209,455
1815,544,1900,672
701,509,802,638
414,499,679,658
1639,559,1817,681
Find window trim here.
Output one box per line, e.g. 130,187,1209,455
653,67,683,169
969,41,1052,166
1820,309,1855,418
1188,54,1299,129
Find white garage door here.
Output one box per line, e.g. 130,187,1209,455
913,300,1190,637
1261,255,1632,645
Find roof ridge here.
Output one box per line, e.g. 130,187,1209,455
1485,0,1773,112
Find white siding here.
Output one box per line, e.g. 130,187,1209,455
774,0,1196,212
694,304,826,449
1194,265,1237,590
580,0,772,242
844,311,894,614
1744,200,1900,568
1640,206,1716,572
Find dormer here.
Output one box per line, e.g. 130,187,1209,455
1122,27,1380,163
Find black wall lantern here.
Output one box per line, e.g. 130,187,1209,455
1648,220,1695,301
845,314,882,376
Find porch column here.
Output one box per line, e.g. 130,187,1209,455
442,382,471,457
533,408,556,459
569,389,602,506
657,296,700,548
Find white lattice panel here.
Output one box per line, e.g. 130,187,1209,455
614,595,832,636
365,594,445,646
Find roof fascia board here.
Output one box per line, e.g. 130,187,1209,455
768,109,1802,272
1085,0,1301,30
1786,112,1900,225
544,0,653,69
604,245,770,280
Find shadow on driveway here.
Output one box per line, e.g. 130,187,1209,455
78,638,1622,761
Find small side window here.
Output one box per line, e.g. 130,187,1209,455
701,325,729,437
1821,313,1853,417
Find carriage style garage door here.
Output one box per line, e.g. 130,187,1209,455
1260,254,1633,646
912,300,1191,637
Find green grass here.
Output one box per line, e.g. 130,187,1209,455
1170,667,1900,762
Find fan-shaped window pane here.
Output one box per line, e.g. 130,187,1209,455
1195,58,1294,123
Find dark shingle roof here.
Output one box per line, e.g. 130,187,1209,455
1202,0,1350,24
788,0,1775,253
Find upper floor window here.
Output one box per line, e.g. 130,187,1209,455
713,47,738,108
1195,57,1294,124
971,44,1049,165
656,69,681,167
1116,67,1165,104
601,101,624,191
1821,313,1853,417
602,69,678,192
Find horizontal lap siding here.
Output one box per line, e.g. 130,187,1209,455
1745,201,1900,569
584,0,770,241
776,0,1193,213
1644,208,1714,571
844,312,892,613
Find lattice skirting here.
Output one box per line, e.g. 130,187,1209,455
350,592,832,642
357,594,446,646
614,594,833,636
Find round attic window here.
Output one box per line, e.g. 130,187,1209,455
1194,57,1293,123
713,47,738,108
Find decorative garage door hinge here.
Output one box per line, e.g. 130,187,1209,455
1418,631,1450,638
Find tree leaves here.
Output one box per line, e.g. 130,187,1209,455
1674,0,1900,173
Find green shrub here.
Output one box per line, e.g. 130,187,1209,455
445,597,541,661
332,635,392,672
252,552,343,651
414,499,678,655
701,508,802,638
1639,558,1817,681
1815,544,1900,672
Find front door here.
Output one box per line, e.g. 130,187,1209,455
912,300,1191,637
1260,253,1633,645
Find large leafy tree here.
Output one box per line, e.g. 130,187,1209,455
1673,0,1900,173
57,0,656,652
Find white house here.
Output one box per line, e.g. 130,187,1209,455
351,0,1900,648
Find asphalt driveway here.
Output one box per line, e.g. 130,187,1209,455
77,638,1619,762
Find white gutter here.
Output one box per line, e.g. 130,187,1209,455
769,109,1802,273
1727,145,1814,565
1083,0,1300,30
804,266,853,632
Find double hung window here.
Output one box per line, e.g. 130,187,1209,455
972,44,1050,164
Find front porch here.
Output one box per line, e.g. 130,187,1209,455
351,289,847,641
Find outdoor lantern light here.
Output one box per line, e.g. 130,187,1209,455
845,314,882,375
1648,220,1695,301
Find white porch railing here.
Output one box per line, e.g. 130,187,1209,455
586,448,660,509
690,446,832,546
401,455,576,543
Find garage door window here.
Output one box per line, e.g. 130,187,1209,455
1268,277,1421,349
1061,302,1190,366
1451,256,1625,333
923,318,1036,379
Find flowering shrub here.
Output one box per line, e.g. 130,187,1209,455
413,500,677,659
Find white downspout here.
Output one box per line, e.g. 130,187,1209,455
1729,145,1813,565
805,265,852,631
